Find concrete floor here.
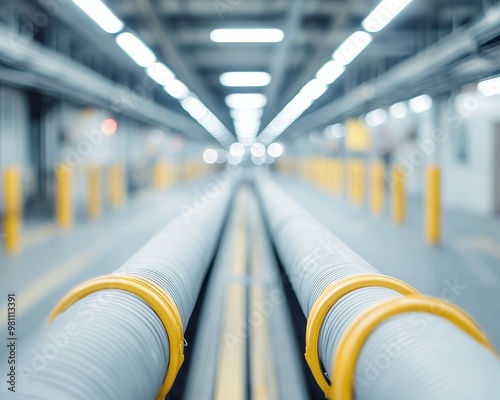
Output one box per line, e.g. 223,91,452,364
277,175,500,350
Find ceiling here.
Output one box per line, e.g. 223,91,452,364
7,0,498,143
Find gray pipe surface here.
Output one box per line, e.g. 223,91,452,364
255,173,500,400
5,183,232,400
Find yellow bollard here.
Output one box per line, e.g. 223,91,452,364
3,167,22,254
425,165,441,245
56,165,73,230
153,161,169,189
109,164,125,208
392,165,405,224
349,160,365,205
87,166,101,220
371,160,385,215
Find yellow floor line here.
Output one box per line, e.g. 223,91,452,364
22,222,58,249
0,240,111,326
250,227,279,400
214,194,247,400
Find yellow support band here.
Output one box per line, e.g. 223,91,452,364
425,164,441,245
3,167,22,254
49,274,184,400
392,165,405,224
370,160,385,215
56,165,73,230
87,166,101,219
331,295,497,400
305,274,419,397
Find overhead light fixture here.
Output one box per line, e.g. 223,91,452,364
316,61,346,85
210,28,284,43
220,72,271,87
409,94,433,113
72,0,123,34
477,77,500,97
390,102,408,118
250,143,266,157
225,93,267,109
300,79,328,101
116,32,156,67
146,62,175,85
230,108,264,121
267,142,284,158
164,79,190,99
362,0,413,33
365,108,388,127
324,124,346,139
333,31,372,66
203,148,218,164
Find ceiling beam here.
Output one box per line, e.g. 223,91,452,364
128,0,233,130
260,0,306,130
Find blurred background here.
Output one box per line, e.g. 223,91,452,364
1,0,500,398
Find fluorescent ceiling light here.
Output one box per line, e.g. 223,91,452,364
267,142,284,158
146,63,175,85
116,32,156,67
234,120,260,131
333,31,372,66
164,79,190,99
362,0,413,33
230,108,263,121
210,29,284,43
220,72,271,87
229,143,246,157
225,94,267,109
316,61,346,85
324,124,346,139
477,77,500,97
300,79,328,101
409,94,433,113
250,143,266,157
203,148,218,164
390,102,408,118
73,0,123,34
366,108,388,127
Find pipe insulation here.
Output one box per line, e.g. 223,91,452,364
8,183,233,400
255,173,500,400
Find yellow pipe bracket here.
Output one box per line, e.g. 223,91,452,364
305,274,419,397
49,274,184,400
331,295,497,400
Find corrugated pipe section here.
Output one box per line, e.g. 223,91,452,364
255,172,500,400
12,184,233,400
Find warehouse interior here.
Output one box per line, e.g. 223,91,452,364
1,0,500,399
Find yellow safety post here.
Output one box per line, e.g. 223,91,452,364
349,160,365,205
3,167,22,254
87,166,101,220
425,164,441,245
109,164,125,208
392,165,405,224
56,165,73,230
153,161,170,189
370,160,385,215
